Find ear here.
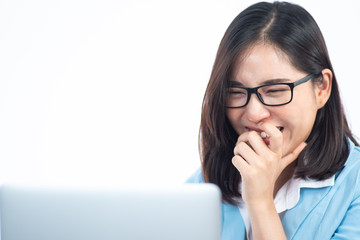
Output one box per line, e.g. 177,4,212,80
314,68,332,109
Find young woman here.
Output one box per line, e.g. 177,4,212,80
187,2,360,239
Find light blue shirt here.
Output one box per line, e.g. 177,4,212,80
187,141,360,239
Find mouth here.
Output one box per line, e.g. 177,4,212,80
245,127,284,133
245,126,284,138
244,126,284,146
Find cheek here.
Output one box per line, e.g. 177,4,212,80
282,89,318,130
279,101,318,150
225,109,244,133
225,109,237,124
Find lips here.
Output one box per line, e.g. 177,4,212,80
245,126,284,133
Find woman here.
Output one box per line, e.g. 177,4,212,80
187,1,360,240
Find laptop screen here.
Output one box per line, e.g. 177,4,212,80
0,183,221,240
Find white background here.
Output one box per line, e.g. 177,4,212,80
0,0,359,187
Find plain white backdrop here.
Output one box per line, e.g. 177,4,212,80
0,0,359,186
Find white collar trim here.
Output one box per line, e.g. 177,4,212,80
273,175,335,213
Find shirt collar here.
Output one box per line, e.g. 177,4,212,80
274,175,335,213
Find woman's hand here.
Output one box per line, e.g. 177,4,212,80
232,122,306,240
232,122,306,207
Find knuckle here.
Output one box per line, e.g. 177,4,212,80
232,155,241,163
267,156,278,166
233,146,237,155
248,131,258,139
234,142,242,155
231,156,238,164
231,156,236,165
238,141,248,149
234,142,247,155
232,155,243,169
258,159,268,169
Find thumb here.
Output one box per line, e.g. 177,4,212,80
281,142,307,170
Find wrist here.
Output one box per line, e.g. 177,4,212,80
245,199,286,240
246,197,276,216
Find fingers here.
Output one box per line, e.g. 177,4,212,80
236,131,268,157
233,140,260,165
232,154,248,173
259,122,283,155
233,122,306,172
235,122,282,156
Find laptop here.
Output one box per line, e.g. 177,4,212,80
0,183,221,240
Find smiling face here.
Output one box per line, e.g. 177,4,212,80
226,43,325,157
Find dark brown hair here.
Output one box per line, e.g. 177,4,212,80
200,1,359,204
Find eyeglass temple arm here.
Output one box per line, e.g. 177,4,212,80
293,74,314,87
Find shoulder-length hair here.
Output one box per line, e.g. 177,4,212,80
200,1,359,204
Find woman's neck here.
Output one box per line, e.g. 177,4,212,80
273,161,296,197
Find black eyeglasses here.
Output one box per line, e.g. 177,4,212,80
225,74,314,108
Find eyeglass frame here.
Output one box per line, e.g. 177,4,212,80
225,74,315,108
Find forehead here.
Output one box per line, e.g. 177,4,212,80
231,44,301,86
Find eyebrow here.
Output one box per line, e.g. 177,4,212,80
229,78,291,87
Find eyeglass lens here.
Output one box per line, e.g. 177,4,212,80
226,84,292,107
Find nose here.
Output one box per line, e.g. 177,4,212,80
243,93,270,123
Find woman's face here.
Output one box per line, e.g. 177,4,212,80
226,44,326,156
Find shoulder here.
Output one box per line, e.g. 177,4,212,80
185,167,204,183
342,141,360,176
335,141,360,195
348,144,360,164
326,142,360,238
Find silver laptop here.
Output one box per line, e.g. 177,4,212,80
0,183,221,240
